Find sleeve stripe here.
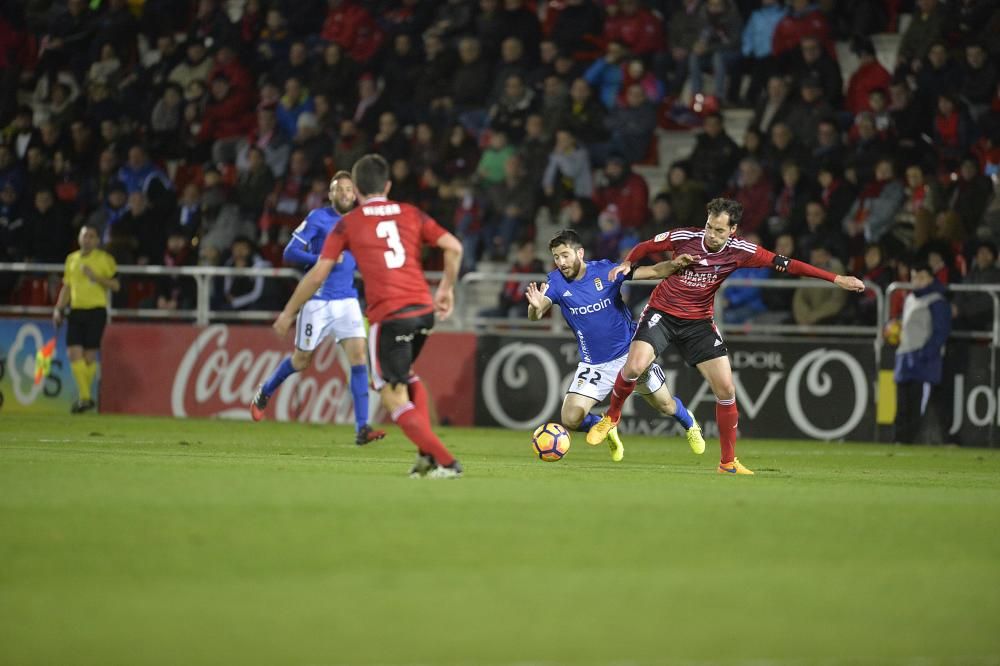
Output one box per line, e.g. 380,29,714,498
730,240,758,253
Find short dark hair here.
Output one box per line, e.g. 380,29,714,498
705,197,743,227
911,262,933,276
549,229,584,251
351,154,389,196
80,222,101,235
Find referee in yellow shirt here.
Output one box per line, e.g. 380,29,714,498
53,224,120,413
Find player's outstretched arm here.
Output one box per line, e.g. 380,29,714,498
273,258,335,337
759,248,866,292
434,232,463,320
526,282,552,320
632,253,697,280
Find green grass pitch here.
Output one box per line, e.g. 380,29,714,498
2,414,999,666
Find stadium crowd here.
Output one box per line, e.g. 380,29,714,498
1,0,999,326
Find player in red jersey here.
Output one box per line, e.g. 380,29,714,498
273,154,465,478
586,198,866,474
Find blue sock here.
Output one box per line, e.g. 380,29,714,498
262,357,297,397
672,396,694,430
350,364,370,431
576,413,600,432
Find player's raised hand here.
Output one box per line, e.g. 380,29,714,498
609,260,632,281
835,275,866,293
673,253,698,269
273,311,294,339
525,282,548,308
434,284,455,320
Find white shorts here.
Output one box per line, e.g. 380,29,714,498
568,352,665,402
295,298,366,351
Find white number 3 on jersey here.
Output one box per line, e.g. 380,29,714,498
376,220,406,269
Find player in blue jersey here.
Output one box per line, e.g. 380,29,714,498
525,229,705,461
251,171,386,445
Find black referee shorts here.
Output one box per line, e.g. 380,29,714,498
632,306,728,368
66,308,107,350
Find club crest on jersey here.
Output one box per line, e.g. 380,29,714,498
594,277,604,291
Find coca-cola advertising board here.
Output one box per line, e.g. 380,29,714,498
475,334,878,441
100,323,476,425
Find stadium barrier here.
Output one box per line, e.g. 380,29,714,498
3,263,999,445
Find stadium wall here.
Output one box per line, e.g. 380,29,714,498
2,318,997,445
98,322,477,426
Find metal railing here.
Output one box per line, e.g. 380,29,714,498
2,261,998,347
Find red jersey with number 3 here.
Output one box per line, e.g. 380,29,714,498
321,196,447,323
628,227,778,320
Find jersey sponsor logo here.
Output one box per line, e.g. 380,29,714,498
594,277,603,291
362,204,402,216
679,269,721,289
567,298,612,316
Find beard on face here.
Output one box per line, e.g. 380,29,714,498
561,256,583,279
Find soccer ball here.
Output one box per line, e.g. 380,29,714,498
532,423,571,462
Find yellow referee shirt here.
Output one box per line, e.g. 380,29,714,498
64,249,117,310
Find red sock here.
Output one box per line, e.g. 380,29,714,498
606,371,638,422
407,376,429,421
716,398,738,463
393,403,455,466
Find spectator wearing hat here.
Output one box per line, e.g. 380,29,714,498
845,36,891,115
953,241,1000,330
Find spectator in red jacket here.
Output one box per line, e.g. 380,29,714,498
200,74,254,165
772,0,833,61
593,154,650,230
727,157,772,236
321,0,384,65
603,0,665,58
845,36,890,115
